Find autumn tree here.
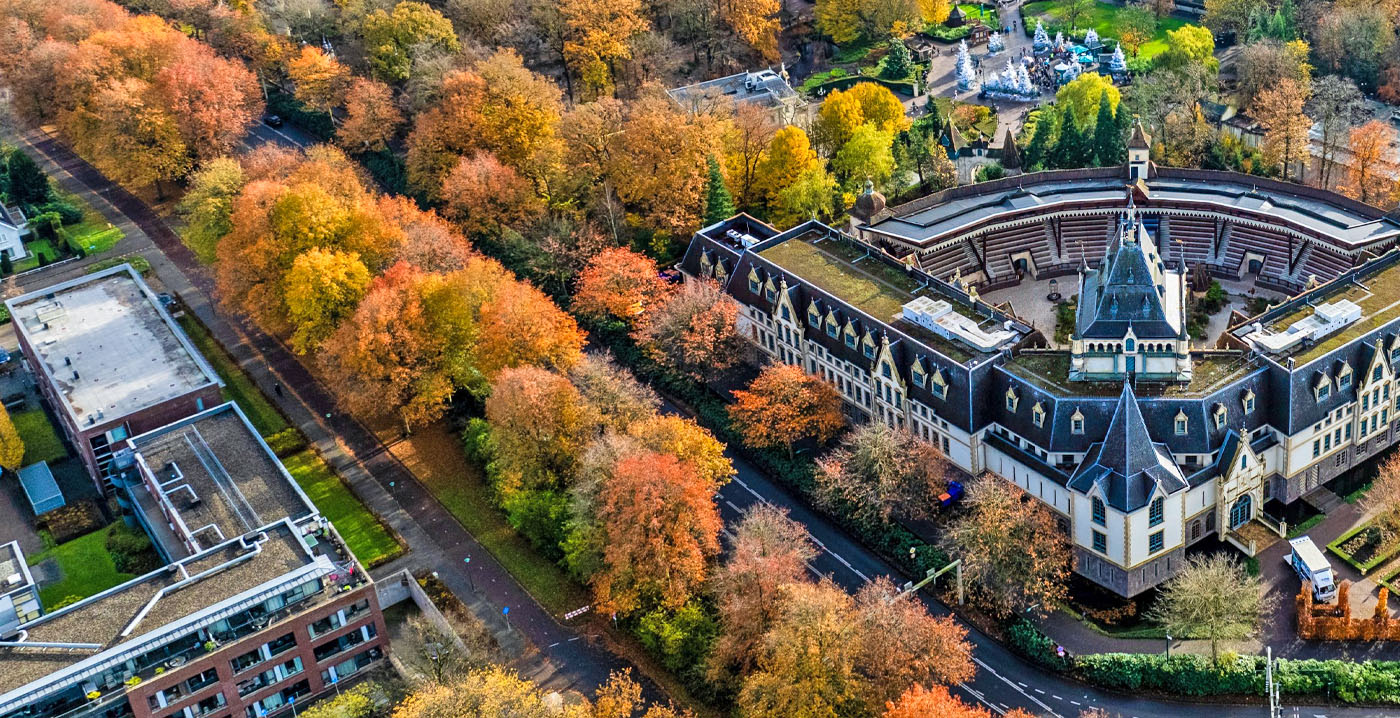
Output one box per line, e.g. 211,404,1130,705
380,195,477,272
1115,4,1156,56
573,247,670,326
1148,554,1268,661
154,44,261,162
755,125,822,211
1307,76,1367,190
607,93,721,241
730,363,845,458
816,422,945,523
392,668,552,718
440,152,545,236
1202,0,1266,36
724,0,780,60
1253,76,1312,181
177,157,245,263
0,405,24,472
814,84,908,155
940,474,1070,617
852,578,974,706
1055,72,1120,128
288,46,350,116
626,414,734,489
1362,451,1400,539
1235,40,1311,111
282,248,372,354
776,166,838,225
738,579,863,718
832,124,896,188
593,452,722,614
633,279,744,381
723,103,779,209
711,505,816,681
560,0,648,97
816,0,919,44
70,77,190,196
883,685,1037,718
361,1,459,83
1339,120,1396,206
338,78,404,152
569,352,659,432
486,365,592,499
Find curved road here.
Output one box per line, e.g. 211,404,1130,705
19,125,1400,718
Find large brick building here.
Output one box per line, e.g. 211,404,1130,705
6,265,223,491
0,403,386,718
684,135,1400,596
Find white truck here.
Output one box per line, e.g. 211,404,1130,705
1288,536,1338,602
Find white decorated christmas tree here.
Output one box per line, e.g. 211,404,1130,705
988,31,1004,54
1084,29,1099,47
1015,62,1035,95
1109,44,1127,73
981,58,1039,99
1054,31,1065,49
956,40,976,91
1064,59,1082,81
1033,20,1049,52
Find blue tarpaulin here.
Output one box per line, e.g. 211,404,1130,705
18,461,64,515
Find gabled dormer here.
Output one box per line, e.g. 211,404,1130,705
1070,407,1085,434
929,368,948,399
1174,409,1189,435
1005,387,1020,413
1336,362,1353,391
747,266,761,294
807,300,823,329
1212,403,1227,430
1032,401,1046,428
1241,389,1256,415
1314,372,1333,402
910,357,926,388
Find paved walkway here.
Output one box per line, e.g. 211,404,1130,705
5,124,654,699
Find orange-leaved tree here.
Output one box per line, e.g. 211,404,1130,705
573,247,670,326
337,78,404,153
1340,120,1397,207
633,279,744,382
592,452,722,614
883,684,1038,718
441,152,545,237
730,363,845,458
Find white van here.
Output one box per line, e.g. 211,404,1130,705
1288,536,1337,602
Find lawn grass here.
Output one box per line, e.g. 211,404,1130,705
53,189,125,255
13,407,68,465
27,528,135,606
175,315,290,436
1021,0,1190,60
282,450,402,568
13,238,58,272
1287,513,1326,539
957,3,1000,27
387,424,589,616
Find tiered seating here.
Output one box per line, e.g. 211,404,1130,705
978,223,1052,277
1302,243,1354,281
1058,216,1114,265
1159,215,1214,266
920,241,975,279
1227,223,1293,276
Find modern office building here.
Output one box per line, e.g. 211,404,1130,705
0,403,386,718
683,132,1400,596
6,265,223,490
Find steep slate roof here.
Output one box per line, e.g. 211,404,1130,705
1075,213,1183,339
1128,121,1151,150
1067,383,1188,511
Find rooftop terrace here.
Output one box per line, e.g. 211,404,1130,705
1251,256,1400,364
758,231,1006,362
6,266,220,427
128,405,315,559
0,523,319,699
1003,351,1258,397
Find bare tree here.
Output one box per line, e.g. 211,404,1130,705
814,422,946,523
402,613,497,684
1306,76,1367,190
1362,451,1400,540
1147,554,1269,661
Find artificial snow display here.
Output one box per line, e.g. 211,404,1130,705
1033,20,1050,53
1054,31,1065,50
981,59,1038,100
1062,58,1082,82
988,31,1004,54
1084,29,1100,47
956,40,977,91
1108,44,1127,73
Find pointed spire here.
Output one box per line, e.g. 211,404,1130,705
1128,119,1151,150
1100,381,1155,477
1001,126,1021,171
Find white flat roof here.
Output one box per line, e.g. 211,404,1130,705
5,265,221,428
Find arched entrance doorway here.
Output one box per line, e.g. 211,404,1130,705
1229,494,1253,529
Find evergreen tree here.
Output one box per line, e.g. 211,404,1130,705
882,40,914,80
6,150,48,206
1,252,12,276
1051,105,1086,169
1024,110,1057,171
1093,90,1125,167
703,155,735,224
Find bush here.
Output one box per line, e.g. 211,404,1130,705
31,211,60,239
106,522,163,574
1005,619,1072,672
975,163,1007,182
633,600,720,700
500,489,569,561
39,200,83,225
263,427,307,458
37,502,104,543
355,148,409,196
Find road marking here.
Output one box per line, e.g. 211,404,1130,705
955,683,1004,715
728,476,871,581
973,657,1062,718
1070,701,1081,706
1034,689,1044,695
1051,695,1061,701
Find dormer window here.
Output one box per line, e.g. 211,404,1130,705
845,323,858,348
931,370,947,400
826,313,840,337
863,335,876,359
911,362,926,388
1338,364,1353,390
1005,388,1019,413
1315,375,1332,401
1126,338,1135,352
780,304,791,321
714,261,727,282
764,281,777,303
1391,338,1400,364
747,271,760,294
1032,402,1045,428
1092,497,1106,526
1242,390,1256,415
1071,408,1084,434
808,303,821,328
1213,404,1227,430
1149,497,1164,527
881,361,892,379
1175,410,1188,435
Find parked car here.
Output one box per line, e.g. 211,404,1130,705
262,114,284,128
1288,536,1338,602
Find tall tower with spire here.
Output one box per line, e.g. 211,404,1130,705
1069,189,1192,382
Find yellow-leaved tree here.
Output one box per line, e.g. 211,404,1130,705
0,405,23,472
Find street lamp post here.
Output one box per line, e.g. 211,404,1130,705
1165,634,1171,658
463,556,475,592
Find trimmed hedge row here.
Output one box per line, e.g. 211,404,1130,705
1075,653,1400,704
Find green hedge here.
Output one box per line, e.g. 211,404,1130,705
266,90,334,142
1074,653,1400,703
1327,521,1400,575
